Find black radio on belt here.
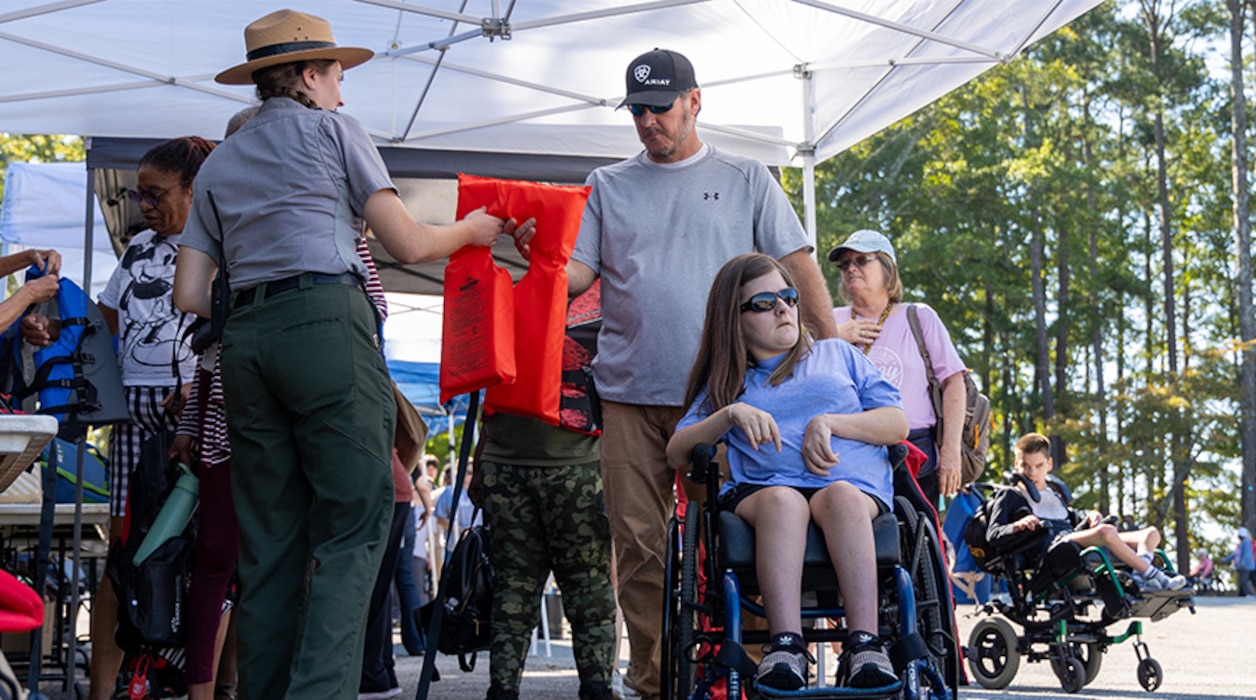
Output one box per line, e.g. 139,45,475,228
188,190,230,354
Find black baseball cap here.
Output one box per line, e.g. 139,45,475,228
618,48,698,109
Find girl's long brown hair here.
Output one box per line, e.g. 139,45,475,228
682,253,812,416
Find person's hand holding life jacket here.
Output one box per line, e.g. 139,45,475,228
15,276,60,308
505,216,537,260
24,248,61,276
19,310,62,347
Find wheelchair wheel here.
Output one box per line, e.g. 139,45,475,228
966,617,1020,689
1049,642,1101,687
1054,654,1085,694
662,504,700,699
1137,657,1163,692
895,497,955,687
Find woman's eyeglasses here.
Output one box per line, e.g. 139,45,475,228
836,253,878,273
740,287,800,313
126,188,169,208
627,102,675,117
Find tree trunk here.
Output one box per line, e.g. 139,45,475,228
1240,0,1256,551
1142,0,1188,568
1055,214,1070,468
1084,93,1110,514
1024,87,1053,425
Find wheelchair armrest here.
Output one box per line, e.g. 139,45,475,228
689,444,714,483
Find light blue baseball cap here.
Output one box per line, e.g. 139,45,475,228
828,229,896,265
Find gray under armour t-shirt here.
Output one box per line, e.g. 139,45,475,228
571,145,810,406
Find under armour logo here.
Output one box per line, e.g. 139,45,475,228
634,65,651,83
703,192,720,201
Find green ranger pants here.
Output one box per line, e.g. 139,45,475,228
482,460,617,692
221,281,394,700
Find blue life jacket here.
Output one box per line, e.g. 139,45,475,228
19,266,128,428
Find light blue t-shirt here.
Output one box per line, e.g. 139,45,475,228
677,339,901,507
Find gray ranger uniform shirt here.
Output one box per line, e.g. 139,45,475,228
180,97,395,291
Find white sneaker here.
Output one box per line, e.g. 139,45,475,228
358,687,402,700
1138,566,1187,591
611,671,640,700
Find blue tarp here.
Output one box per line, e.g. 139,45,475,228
387,359,472,434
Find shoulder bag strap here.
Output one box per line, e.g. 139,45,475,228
906,304,944,428
416,390,481,698
206,190,231,315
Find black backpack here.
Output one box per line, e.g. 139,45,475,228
107,430,195,652
418,520,493,672
962,500,998,574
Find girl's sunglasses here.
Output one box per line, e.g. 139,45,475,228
740,287,800,313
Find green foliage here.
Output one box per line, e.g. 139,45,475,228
424,421,466,484
786,0,1246,556
0,134,86,201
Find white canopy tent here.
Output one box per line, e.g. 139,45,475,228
1,0,1104,246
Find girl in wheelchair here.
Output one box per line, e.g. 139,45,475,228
665,253,909,692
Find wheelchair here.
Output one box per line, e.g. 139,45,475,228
961,475,1196,693
661,443,961,700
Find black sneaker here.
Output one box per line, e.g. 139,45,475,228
579,681,614,700
840,631,897,689
756,632,813,691
484,682,520,700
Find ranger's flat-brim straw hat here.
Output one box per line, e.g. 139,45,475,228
216,9,374,85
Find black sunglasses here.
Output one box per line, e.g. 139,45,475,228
740,287,800,313
836,253,879,273
627,102,675,117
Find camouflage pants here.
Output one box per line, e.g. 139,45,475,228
482,460,616,691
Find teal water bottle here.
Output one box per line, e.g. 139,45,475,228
132,464,199,566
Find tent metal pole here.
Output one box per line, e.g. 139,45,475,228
0,0,101,26
793,0,1006,61
798,64,818,253
83,163,94,295
64,163,98,690
803,155,817,253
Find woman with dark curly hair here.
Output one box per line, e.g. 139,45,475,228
25,135,215,700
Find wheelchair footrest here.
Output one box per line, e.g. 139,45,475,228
1127,589,1195,622
753,679,904,700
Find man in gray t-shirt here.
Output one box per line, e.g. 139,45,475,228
566,48,837,700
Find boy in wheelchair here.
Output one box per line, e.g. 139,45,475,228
666,254,910,692
987,433,1186,592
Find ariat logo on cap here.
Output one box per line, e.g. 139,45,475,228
634,64,652,83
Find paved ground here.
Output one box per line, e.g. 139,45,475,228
28,594,1256,699
409,595,1256,700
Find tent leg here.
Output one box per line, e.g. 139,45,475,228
798,63,818,255
803,155,817,254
